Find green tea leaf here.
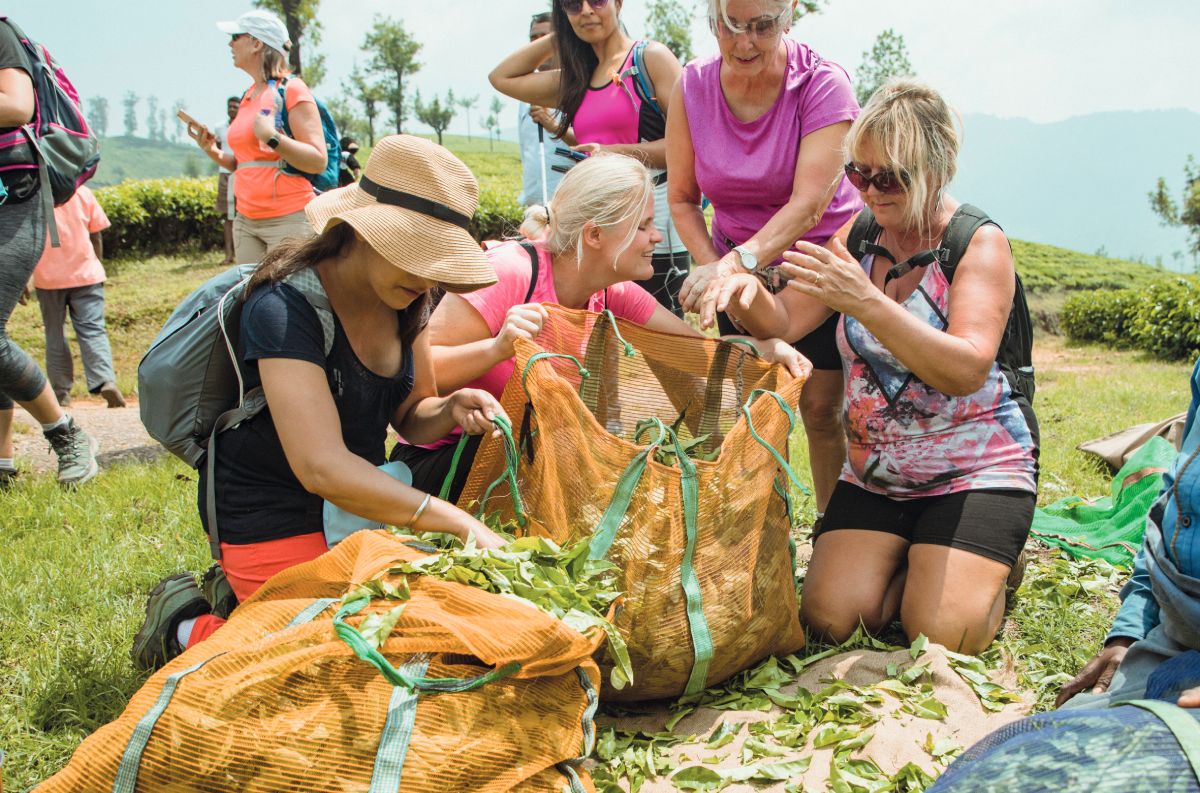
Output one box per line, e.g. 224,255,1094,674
705,721,742,749
357,603,405,651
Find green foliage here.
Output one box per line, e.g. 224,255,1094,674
92,136,215,187
86,96,108,138
413,89,457,146
122,91,138,136
362,15,422,134
1011,238,1165,294
646,0,694,63
253,0,323,80
93,177,223,259
1062,277,1200,360
854,29,914,107
1148,154,1200,256
346,63,386,145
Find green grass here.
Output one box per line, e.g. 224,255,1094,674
92,136,217,187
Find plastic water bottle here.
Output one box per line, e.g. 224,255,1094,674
258,80,285,155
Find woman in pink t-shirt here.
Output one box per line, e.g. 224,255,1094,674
668,0,861,519
391,154,809,501
190,10,327,263
489,0,690,317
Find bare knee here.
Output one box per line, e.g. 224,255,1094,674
801,585,893,643
900,586,1005,655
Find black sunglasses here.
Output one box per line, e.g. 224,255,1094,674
843,162,910,194
560,0,611,15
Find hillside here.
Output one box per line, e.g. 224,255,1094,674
92,136,215,187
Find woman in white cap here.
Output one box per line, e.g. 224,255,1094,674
392,152,810,501
191,9,327,262
131,136,507,671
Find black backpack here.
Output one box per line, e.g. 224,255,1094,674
847,204,1037,413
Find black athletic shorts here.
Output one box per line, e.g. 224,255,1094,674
716,309,842,371
818,480,1035,567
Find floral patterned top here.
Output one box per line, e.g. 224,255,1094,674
836,256,1038,498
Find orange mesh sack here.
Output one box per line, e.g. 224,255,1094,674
458,306,809,702
36,530,602,793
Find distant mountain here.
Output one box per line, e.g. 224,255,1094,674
953,110,1200,269
91,136,216,187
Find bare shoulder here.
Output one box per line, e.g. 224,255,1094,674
958,223,1014,275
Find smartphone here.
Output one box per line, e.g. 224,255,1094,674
176,109,207,141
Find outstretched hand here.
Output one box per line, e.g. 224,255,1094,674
1054,638,1132,707
700,272,765,330
781,238,874,315
751,337,812,380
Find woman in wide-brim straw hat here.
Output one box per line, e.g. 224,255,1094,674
131,135,508,672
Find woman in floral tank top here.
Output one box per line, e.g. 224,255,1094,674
702,79,1038,655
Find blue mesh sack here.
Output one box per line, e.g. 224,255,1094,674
931,652,1200,793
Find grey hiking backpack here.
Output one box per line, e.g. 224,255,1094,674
138,265,334,558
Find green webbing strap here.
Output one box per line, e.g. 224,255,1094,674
333,597,520,691
521,351,589,395
580,310,636,415
588,419,668,561
673,428,714,696
474,414,527,527
557,762,590,793
113,598,335,793
112,654,223,793
698,343,732,453
742,388,811,496
601,309,636,358
439,430,473,502
722,337,760,355
1125,699,1200,781
574,666,600,758
368,653,432,793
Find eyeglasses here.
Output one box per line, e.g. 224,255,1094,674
560,0,611,16
230,33,247,42
709,10,787,39
843,162,910,194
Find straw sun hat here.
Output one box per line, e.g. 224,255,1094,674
305,135,496,293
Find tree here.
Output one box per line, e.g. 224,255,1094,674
854,29,914,106
484,95,503,152
146,96,161,141
171,99,186,142
325,95,363,141
415,89,457,146
1150,156,1200,259
646,0,693,63
253,0,321,81
792,1,824,20
347,63,386,145
122,91,139,136
362,15,422,134
86,96,108,138
457,94,478,142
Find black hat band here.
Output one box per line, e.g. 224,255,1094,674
359,176,473,232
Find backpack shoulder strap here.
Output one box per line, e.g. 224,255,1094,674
846,209,884,263
938,204,1000,282
519,241,540,303
281,268,336,357
624,41,663,118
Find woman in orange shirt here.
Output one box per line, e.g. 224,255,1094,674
193,10,327,262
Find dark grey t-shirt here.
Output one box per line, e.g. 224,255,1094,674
0,21,38,199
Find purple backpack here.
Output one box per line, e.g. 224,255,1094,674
0,16,100,244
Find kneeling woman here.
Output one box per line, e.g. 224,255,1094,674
702,80,1037,654
392,153,809,500
132,136,510,670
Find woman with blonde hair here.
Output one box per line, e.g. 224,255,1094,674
131,136,509,671
390,152,809,500
669,0,860,520
702,79,1038,654
190,9,327,262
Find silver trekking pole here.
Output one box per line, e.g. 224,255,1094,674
537,112,549,207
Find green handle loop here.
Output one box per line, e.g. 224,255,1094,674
522,351,589,396
333,597,520,691
602,309,637,358
722,337,761,356
669,423,714,696
438,430,473,502
475,413,528,527
741,388,811,496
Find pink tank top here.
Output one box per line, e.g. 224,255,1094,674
573,45,642,145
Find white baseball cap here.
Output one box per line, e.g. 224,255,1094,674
216,10,290,56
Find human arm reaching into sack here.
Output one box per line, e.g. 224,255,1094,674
259,331,506,549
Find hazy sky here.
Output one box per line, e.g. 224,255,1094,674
11,0,1200,135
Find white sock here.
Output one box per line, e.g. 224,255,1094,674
40,415,70,433
0,458,14,470
176,617,199,649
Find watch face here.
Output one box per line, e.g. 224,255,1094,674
737,247,757,270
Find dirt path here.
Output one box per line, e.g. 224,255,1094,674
12,396,163,473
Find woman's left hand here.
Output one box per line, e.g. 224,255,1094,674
1181,686,1200,708
448,388,508,438
753,338,812,380
780,238,876,316
252,108,277,143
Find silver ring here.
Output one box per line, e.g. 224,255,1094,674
814,273,824,287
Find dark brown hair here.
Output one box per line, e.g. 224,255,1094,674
550,1,610,139
246,223,432,348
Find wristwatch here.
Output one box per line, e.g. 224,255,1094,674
266,134,281,150
733,245,757,272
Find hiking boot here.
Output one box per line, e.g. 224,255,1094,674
130,573,211,671
200,563,239,620
99,381,126,409
1004,550,1028,614
0,466,17,490
43,417,99,487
